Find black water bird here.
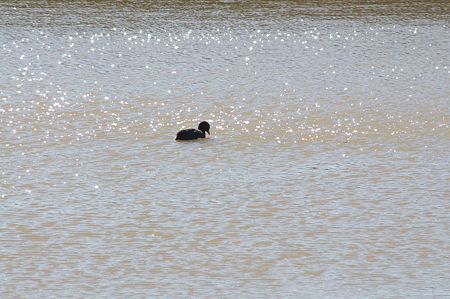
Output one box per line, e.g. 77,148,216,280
176,121,210,141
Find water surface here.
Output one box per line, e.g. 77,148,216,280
1,1,449,298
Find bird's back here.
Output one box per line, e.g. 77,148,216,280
176,128,204,140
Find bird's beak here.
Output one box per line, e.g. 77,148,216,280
207,130,210,135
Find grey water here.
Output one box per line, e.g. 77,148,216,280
0,1,449,298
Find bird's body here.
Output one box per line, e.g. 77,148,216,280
176,121,211,141
176,128,206,140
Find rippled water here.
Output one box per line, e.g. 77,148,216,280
1,1,449,298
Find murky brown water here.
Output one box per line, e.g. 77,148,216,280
1,1,449,298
